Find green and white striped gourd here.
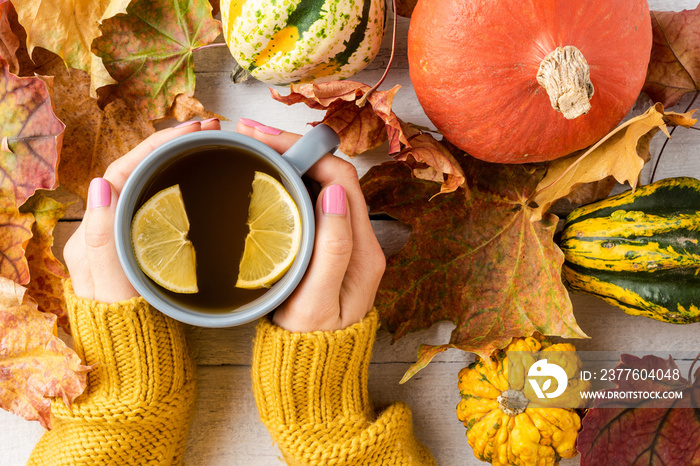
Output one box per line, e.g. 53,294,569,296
560,177,700,324
221,0,387,85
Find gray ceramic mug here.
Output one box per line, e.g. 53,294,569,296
114,124,340,327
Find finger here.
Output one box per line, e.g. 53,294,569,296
200,117,221,131
104,120,217,192
306,156,386,323
237,118,301,153
83,177,138,303
275,185,352,332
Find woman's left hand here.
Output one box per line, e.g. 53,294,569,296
64,119,221,303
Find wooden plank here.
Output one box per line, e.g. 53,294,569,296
0,410,45,465
184,363,581,466
8,2,697,464
183,292,700,367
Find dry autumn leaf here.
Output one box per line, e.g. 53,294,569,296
396,0,418,17
0,0,19,73
93,0,222,120
396,121,467,197
272,80,466,194
20,193,70,332
578,354,700,465
0,2,37,76
0,62,64,206
32,49,155,203
154,93,227,124
0,3,55,78
361,160,586,381
12,0,131,96
0,191,33,284
644,5,700,108
271,81,398,154
530,104,698,220
0,277,89,428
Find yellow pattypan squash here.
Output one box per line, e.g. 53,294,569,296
456,336,589,466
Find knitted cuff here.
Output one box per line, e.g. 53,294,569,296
252,310,379,427
58,280,196,414
28,282,198,465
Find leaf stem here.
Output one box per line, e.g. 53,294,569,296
193,42,227,52
650,91,699,183
357,0,397,107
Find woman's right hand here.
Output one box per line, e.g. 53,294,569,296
64,119,222,303
237,119,386,332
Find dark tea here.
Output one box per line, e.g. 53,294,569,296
136,145,286,312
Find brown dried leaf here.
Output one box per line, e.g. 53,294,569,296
0,277,89,428
209,0,220,17
20,192,69,332
396,0,419,17
272,81,396,155
644,6,700,108
530,104,698,220
361,159,586,381
0,0,19,73
396,122,467,197
154,93,227,124
271,80,466,194
0,6,52,77
563,176,618,207
34,51,155,203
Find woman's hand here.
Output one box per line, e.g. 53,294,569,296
237,119,386,332
64,119,222,303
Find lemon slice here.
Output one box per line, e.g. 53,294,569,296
236,172,302,289
131,184,198,293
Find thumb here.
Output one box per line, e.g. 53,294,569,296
83,177,138,303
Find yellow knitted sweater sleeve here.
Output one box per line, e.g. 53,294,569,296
27,281,197,465
252,310,436,466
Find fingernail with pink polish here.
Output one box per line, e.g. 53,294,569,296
201,117,219,124
239,118,283,135
322,185,346,215
88,178,111,209
175,120,199,128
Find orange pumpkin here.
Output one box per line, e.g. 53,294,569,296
407,0,652,164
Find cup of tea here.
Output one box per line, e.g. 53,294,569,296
114,124,340,327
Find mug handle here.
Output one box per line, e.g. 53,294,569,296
281,124,341,175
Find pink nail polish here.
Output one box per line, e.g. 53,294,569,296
201,117,219,124
239,118,283,135
175,120,199,128
322,185,346,215
88,178,111,209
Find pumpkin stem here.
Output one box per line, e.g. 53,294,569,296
537,46,594,120
497,389,529,416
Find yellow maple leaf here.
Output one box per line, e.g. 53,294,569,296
13,0,131,96
529,104,698,221
0,277,89,428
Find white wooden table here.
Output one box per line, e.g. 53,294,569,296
2,1,700,464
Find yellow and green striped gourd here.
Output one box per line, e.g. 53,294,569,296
560,177,700,324
221,0,387,85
